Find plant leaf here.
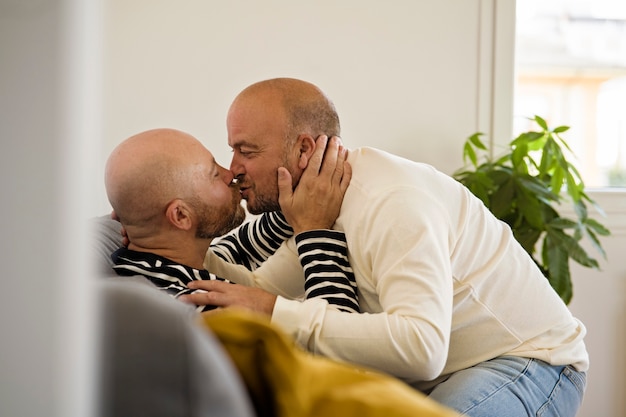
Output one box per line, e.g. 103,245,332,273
468,133,487,150
547,228,599,269
516,176,559,204
543,234,572,304
511,143,528,173
455,115,611,305
573,200,588,220
463,141,478,166
535,115,548,130
514,227,542,255
584,218,611,236
565,172,581,202
456,171,494,206
554,131,575,153
487,168,513,186
567,162,584,185
549,166,564,195
490,178,516,218
512,131,544,148
516,187,544,229
548,217,578,230
584,227,607,259
538,140,554,178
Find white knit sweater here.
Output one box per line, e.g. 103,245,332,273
205,147,589,391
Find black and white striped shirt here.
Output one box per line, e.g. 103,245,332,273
112,212,359,313
296,230,359,313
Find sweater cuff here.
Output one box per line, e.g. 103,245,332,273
271,295,328,342
294,229,348,250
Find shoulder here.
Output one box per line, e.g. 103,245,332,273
346,147,459,203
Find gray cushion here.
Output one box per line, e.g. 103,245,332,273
88,214,123,276
99,278,256,417
92,217,255,415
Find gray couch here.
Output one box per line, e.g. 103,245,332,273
91,216,255,417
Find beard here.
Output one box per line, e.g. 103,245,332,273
244,154,297,215
245,191,281,215
193,193,246,239
196,204,245,239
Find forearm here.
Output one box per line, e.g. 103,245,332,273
210,211,293,270
271,298,447,382
272,204,453,382
204,237,307,300
295,229,359,313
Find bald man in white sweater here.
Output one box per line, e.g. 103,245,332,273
184,78,588,417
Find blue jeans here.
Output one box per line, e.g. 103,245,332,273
427,356,586,417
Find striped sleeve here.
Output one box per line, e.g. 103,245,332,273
210,211,293,271
295,230,360,313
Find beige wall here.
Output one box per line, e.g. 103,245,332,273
96,0,515,214
567,191,626,417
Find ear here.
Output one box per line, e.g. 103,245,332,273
296,134,316,170
164,199,193,231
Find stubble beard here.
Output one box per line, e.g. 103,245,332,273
194,195,247,239
245,152,296,215
245,191,281,215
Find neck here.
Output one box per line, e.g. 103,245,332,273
127,236,212,270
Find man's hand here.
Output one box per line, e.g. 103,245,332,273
181,280,277,317
278,135,352,234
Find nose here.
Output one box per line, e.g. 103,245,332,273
219,166,234,184
229,155,244,178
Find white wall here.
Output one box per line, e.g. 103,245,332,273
567,191,626,417
96,0,514,214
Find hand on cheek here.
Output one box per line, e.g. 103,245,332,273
278,135,351,234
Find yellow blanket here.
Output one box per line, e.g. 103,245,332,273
201,309,459,417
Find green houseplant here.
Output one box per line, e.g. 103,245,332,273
453,116,610,304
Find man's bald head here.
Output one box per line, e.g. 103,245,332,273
105,128,245,267
105,128,205,227
232,78,341,144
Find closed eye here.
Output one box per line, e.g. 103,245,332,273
233,148,257,158
230,142,260,158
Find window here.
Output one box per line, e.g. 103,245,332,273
514,0,626,187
